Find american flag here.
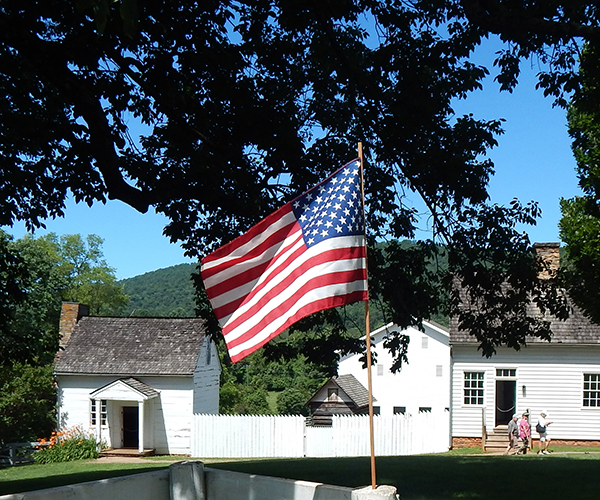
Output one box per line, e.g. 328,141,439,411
201,159,368,363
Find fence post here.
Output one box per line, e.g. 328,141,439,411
481,407,486,452
170,461,206,500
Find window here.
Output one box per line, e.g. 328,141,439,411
496,368,516,378
327,388,339,401
91,399,107,426
377,364,384,376
421,337,428,349
584,374,600,407
419,407,432,413
463,372,484,405
436,365,443,377
393,406,406,415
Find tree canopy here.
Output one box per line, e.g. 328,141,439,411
0,231,128,366
559,43,600,323
0,230,127,443
3,0,593,365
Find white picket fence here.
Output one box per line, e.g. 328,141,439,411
191,411,450,458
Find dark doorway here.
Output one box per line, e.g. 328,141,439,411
122,406,139,448
495,380,516,426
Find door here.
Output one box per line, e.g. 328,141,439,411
495,380,516,426
122,406,139,448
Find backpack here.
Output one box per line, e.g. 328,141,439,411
536,423,546,434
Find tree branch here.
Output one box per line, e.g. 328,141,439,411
460,0,600,41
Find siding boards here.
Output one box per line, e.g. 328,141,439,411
452,344,600,441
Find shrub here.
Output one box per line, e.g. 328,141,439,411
0,363,56,445
34,426,101,464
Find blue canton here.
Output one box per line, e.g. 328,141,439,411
291,162,364,248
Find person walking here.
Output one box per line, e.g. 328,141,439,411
518,411,531,454
537,410,552,454
505,413,519,455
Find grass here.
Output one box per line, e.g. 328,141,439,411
0,460,171,495
3,449,600,498
267,391,279,413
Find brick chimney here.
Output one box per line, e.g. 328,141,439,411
59,302,89,348
533,242,560,280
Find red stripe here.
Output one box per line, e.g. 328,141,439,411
228,289,368,363
217,245,365,325
201,219,298,284
224,267,367,346
204,226,302,302
211,239,308,320
201,204,292,268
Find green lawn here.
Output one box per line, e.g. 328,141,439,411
0,460,172,495
3,450,600,499
209,451,600,500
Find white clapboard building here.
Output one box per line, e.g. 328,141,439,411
338,321,450,417
54,303,220,455
450,243,600,448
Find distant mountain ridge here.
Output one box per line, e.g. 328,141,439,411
120,263,198,317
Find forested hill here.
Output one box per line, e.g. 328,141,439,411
120,263,198,317
119,242,449,327
118,262,385,325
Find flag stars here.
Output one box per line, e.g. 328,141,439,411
291,162,364,248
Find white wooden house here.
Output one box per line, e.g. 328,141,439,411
337,321,450,417
450,244,600,448
54,303,220,455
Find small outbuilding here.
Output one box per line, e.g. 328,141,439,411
307,374,373,426
54,303,220,455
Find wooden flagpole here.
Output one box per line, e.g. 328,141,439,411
358,142,377,489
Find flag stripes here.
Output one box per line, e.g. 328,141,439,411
201,160,368,363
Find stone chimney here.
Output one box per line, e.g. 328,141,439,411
59,302,89,348
533,242,560,280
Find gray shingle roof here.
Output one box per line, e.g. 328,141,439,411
55,317,206,375
450,293,600,344
333,374,373,408
90,377,160,399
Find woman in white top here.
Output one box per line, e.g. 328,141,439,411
537,410,553,454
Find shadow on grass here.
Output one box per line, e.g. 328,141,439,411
209,454,600,500
3,453,600,499
0,462,170,496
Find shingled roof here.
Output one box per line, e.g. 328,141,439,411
450,296,600,345
55,317,207,375
332,374,373,409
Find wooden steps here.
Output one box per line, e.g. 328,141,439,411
100,448,155,458
484,426,509,453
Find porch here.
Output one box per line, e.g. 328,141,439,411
99,447,155,458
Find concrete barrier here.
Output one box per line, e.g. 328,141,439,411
1,461,398,500
0,469,170,500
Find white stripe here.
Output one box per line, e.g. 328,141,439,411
222,234,364,334
223,250,366,342
226,279,367,358
210,233,305,322
201,210,297,280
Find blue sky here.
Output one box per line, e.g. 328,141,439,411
3,41,582,280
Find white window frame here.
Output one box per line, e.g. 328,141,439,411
463,371,484,406
91,399,108,428
583,374,600,408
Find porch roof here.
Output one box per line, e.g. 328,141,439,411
90,377,160,401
